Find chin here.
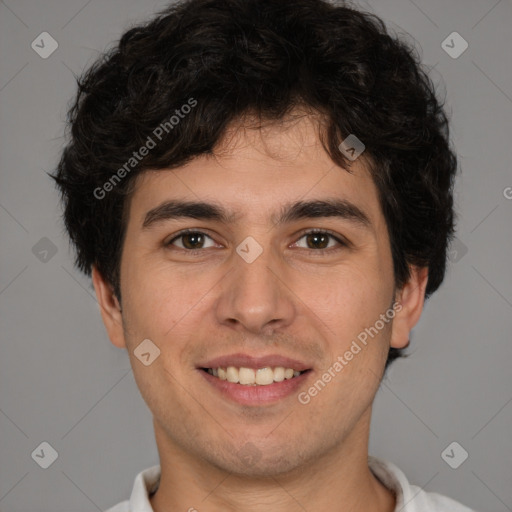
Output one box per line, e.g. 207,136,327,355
206,441,313,478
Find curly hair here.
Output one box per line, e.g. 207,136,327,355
50,0,458,370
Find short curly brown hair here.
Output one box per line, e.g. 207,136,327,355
50,0,458,370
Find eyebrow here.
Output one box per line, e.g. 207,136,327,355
142,198,371,230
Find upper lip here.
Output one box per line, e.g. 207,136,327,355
197,353,312,372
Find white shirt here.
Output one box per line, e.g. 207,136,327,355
104,456,477,512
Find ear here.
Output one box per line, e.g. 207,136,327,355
91,265,127,349
390,266,429,349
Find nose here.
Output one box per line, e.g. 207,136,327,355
214,241,296,336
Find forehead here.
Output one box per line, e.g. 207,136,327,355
127,114,382,229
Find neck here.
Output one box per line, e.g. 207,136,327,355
149,409,396,512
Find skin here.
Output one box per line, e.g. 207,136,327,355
92,111,428,512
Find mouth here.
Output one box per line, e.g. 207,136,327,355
200,366,311,386
196,353,313,405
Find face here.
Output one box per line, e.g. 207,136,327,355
94,113,426,477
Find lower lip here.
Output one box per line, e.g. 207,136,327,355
198,369,312,406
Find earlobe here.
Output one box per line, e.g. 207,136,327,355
91,265,127,349
390,266,429,349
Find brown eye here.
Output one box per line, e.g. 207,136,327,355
180,232,205,250
304,232,330,249
293,230,345,252
167,230,216,251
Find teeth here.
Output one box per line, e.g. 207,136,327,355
239,367,255,385
273,367,285,382
206,366,305,385
226,366,239,383
255,367,274,385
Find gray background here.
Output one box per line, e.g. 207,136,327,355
1,0,511,510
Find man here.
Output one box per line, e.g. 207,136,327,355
51,0,476,510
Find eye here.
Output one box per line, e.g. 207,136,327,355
166,229,217,252
165,228,347,255
292,229,346,253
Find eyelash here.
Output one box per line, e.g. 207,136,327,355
165,228,347,256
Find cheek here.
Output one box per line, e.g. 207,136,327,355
121,262,223,374
124,255,192,318
304,263,392,330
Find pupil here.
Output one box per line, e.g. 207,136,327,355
308,233,328,249
184,232,203,249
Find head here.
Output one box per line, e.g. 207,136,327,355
51,0,457,476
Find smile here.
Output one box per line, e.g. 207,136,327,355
199,367,312,406
202,366,307,386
